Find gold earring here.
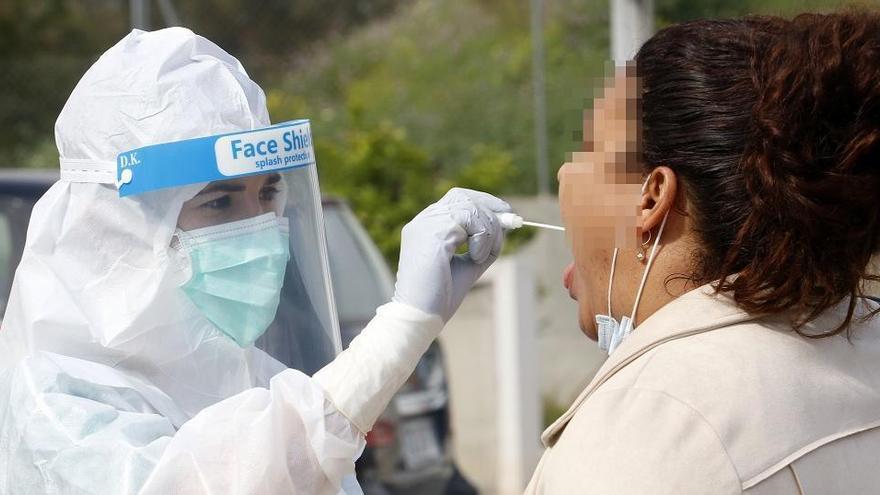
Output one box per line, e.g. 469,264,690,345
636,229,652,261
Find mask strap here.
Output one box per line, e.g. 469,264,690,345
628,211,668,326
607,248,619,316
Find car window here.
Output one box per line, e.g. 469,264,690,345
0,214,13,311
322,205,390,345
0,194,38,317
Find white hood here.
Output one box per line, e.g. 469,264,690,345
0,27,284,422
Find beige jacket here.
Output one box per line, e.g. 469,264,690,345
525,285,880,494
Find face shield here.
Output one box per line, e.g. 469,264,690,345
119,119,341,375
0,28,343,421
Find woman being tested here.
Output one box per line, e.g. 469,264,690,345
0,29,509,493
526,10,880,494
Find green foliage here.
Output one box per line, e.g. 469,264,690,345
284,110,526,263
0,0,126,166
262,0,607,261
315,121,438,263
542,396,570,428
656,0,866,24
271,0,610,195
5,0,866,260
269,77,530,264
0,0,404,167
656,0,752,22
171,0,402,83
266,0,863,261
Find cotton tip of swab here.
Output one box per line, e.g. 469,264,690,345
496,212,524,229
495,213,565,232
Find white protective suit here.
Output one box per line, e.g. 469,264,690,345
0,28,508,494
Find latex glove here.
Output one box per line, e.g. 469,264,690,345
393,187,512,321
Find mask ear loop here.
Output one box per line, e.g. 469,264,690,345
607,248,619,317
627,174,667,327
628,211,668,326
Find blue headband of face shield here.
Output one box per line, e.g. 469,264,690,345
114,119,315,197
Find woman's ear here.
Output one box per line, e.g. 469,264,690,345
641,166,678,232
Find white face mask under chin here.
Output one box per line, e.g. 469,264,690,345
595,181,669,356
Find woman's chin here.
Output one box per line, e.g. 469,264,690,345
578,313,598,341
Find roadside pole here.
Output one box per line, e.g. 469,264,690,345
130,0,150,30
530,0,550,196
492,255,541,494
610,0,655,63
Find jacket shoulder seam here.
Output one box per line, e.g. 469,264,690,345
741,420,880,489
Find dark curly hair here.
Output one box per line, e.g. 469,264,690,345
635,9,880,336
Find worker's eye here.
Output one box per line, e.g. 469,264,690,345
200,195,232,210
260,186,280,202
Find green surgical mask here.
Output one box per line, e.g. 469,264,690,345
174,213,291,347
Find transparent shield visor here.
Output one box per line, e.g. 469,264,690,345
174,165,341,376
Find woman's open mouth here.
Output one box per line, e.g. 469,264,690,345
563,262,576,300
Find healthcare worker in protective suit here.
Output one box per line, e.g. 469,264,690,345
0,28,509,494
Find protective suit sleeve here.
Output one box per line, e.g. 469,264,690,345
0,355,364,495
111,300,443,492
139,369,364,494
314,301,444,433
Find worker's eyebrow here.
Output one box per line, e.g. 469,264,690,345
196,182,246,195
195,173,282,195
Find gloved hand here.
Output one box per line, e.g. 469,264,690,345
393,188,512,321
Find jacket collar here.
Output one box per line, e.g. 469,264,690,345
541,283,759,447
